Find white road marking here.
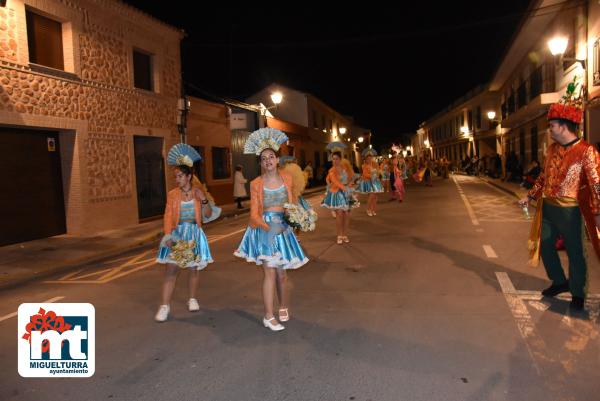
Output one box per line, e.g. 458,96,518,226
208,228,246,243
495,272,545,375
483,245,498,258
45,227,248,285
452,176,480,226
0,296,65,323
497,271,600,386
60,269,83,280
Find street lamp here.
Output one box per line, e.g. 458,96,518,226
547,36,586,68
487,110,501,128
339,127,347,135
257,92,284,127
548,37,568,56
270,92,283,105
358,136,364,143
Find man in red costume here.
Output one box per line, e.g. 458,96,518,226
519,80,600,311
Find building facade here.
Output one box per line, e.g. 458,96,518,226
417,0,600,173
247,83,363,169
490,1,594,167
186,96,233,205
422,85,498,165
0,0,183,245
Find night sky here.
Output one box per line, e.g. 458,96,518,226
124,1,531,147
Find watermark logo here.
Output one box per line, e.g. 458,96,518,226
18,303,95,377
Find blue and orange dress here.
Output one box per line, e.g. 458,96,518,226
156,189,214,270
321,166,358,210
356,163,384,193
234,172,308,269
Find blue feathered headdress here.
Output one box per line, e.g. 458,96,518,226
244,128,288,155
167,143,202,167
326,141,347,153
361,147,378,158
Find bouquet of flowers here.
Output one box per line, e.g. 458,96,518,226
284,203,317,232
305,208,318,231
348,193,360,209
170,239,197,268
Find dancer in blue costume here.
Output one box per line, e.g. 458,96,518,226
155,144,214,322
321,142,359,244
356,147,383,216
234,128,309,331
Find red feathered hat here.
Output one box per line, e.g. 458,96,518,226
547,103,583,124
547,77,584,124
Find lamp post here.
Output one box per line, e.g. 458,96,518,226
461,126,476,157
258,92,284,127
486,110,503,155
486,110,501,127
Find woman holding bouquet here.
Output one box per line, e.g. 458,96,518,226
155,144,214,323
357,148,384,216
322,149,357,244
234,128,309,331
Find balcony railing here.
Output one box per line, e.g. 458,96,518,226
501,63,555,120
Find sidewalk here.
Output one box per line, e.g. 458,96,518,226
0,186,326,289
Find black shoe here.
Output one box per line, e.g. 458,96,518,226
570,296,585,311
541,282,570,297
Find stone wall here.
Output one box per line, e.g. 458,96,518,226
86,133,131,201
79,27,129,88
0,7,17,63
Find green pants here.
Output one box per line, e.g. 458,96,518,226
540,200,588,298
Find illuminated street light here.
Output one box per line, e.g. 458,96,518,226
358,136,364,143
548,37,568,56
270,92,283,105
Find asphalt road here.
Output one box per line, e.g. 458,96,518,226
1,175,598,401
